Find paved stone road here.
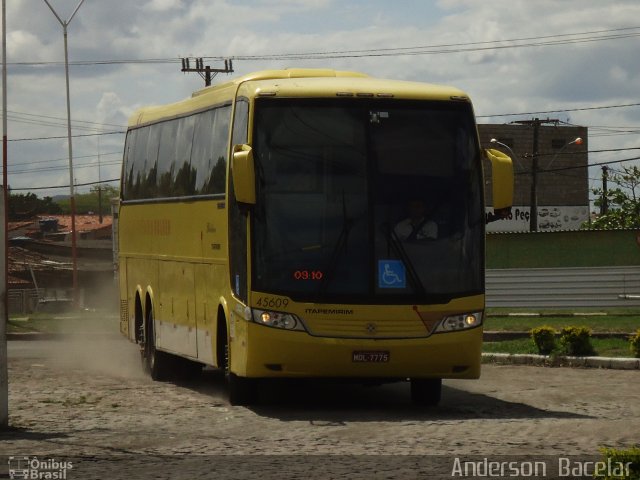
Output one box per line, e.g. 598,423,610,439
1,337,638,479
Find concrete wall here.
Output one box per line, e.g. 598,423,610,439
487,229,640,269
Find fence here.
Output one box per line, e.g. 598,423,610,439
486,266,640,308
7,288,80,315
8,289,41,315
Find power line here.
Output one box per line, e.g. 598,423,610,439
9,57,179,67
587,130,640,139
8,115,107,133
587,147,640,154
229,26,640,59
8,113,122,132
478,102,640,118
586,124,640,130
7,159,120,175
9,26,640,66
533,146,640,158
9,178,119,191
8,109,124,129
8,130,125,142
5,151,121,168
219,27,640,61
515,155,640,176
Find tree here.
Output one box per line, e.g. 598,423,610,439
8,192,62,220
588,166,640,229
56,185,120,215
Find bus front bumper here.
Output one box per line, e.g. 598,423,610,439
233,321,482,379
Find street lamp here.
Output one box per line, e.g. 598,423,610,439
490,138,524,171
544,137,583,170
43,0,86,308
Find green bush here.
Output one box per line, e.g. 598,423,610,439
559,326,596,356
596,446,640,480
530,326,557,355
630,329,640,358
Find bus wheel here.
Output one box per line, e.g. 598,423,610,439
410,378,442,406
223,337,256,406
144,304,172,381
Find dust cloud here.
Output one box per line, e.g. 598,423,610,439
36,311,149,381
26,271,151,380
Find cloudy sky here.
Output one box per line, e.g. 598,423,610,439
2,0,640,202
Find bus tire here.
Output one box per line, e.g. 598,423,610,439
144,303,172,381
222,333,256,406
410,378,442,406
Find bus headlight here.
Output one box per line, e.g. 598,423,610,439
252,309,306,331
434,312,482,333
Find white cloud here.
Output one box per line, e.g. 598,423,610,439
96,92,130,127
143,0,184,12
7,30,47,59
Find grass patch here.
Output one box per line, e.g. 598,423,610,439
483,337,633,357
485,315,639,333
8,311,117,334
483,339,538,355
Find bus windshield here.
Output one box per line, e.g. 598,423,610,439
252,98,484,304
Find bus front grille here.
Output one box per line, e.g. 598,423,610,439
302,317,430,339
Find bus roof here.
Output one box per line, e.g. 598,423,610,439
127,69,471,128
192,68,371,97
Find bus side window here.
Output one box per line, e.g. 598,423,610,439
173,115,197,197
209,105,231,194
232,99,248,145
122,129,138,200
157,120,178,197
131,127,150,200
141,124,160,199
193,109,217,195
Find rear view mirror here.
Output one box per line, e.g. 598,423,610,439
484,148,514,220
232,144,256,205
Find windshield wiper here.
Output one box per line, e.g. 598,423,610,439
319,192,352,296
382,222,427,296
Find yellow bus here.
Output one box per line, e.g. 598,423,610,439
118,69,513,406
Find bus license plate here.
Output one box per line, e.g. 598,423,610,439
352,351,390,363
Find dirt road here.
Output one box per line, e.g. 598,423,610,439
1,337,638,479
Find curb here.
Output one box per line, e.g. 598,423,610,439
7,332,120,341
7,333,63,341
482,352,640,370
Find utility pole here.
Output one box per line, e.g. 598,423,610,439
181,58,234,86
1,0,9,429
514,118,559,232
97,135,102,224
43,0,85,308
601,166,609,215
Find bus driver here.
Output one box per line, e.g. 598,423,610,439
394,199,438,241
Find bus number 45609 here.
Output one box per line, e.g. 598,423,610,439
255,297,290,309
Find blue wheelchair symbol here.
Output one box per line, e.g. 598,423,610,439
378,260,406,289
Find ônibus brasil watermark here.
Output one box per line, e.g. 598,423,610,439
451,456,632,478
8,456,73,480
